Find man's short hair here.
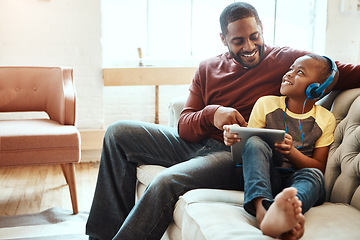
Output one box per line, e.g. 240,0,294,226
220,2,262,35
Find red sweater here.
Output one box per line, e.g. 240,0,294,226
178,45,360,143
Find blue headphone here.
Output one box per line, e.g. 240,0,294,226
305,56,338,100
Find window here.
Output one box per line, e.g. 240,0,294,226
101,0,327,67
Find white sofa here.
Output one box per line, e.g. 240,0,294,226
136,88,360,240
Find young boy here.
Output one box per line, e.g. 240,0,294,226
224,54,339,239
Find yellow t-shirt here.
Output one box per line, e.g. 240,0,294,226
248,96,336,168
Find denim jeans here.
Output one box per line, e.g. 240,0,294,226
86,120,241,240
242,136,326,216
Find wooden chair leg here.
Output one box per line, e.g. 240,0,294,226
61,163,79,214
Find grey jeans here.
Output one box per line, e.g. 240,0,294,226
86,120,241,240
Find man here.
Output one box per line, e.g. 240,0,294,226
86,2,360,240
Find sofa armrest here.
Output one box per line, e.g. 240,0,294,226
168,95,187,128
329,88,360,124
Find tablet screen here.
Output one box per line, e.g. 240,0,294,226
229,126,285,164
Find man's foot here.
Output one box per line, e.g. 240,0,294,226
260,187,303,238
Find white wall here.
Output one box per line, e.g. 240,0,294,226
0,0,103,129
326,0,360,64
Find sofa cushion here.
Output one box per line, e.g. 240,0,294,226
182,201,270,240
0,119,80,166
181,200,360,240
303,202,360,239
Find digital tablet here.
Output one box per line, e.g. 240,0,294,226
229,125,285,164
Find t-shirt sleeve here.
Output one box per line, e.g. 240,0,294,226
314,108,336,148
248,97,267,129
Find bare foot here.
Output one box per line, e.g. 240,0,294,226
260,187,302,238
280,214,305,240
253,198,267,227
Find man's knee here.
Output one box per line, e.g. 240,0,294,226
146,169,184,198
103,120,144,148
105,120,134,138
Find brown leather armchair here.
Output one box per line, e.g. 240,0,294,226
0,66,81,214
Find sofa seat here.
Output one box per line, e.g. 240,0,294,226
183,199,360,240
0,119,80,166
137,165,360,240
182,198,360,240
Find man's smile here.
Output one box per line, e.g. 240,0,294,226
241,49,258,58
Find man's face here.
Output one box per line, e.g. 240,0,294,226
221,17,264,69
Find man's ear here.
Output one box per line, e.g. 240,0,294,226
220,33,227,46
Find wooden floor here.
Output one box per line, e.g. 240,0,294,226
0,162,100,216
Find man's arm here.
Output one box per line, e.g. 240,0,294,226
335,61,360,90
178,92,220,142
178,89,246,143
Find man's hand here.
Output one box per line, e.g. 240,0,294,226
214,106,247,131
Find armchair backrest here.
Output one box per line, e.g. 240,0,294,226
0,66,76,125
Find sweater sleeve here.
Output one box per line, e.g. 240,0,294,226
178,68,220,142
334,61,360,90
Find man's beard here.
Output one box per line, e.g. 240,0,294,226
230,44,264,69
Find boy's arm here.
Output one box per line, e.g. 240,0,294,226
275,135,329,173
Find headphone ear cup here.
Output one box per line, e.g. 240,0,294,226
306,83,321,100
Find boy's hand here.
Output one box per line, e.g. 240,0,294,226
274,133,294,156
223,124,242,146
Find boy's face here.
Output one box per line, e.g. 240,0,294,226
220,17,264,69
280,56,323,100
